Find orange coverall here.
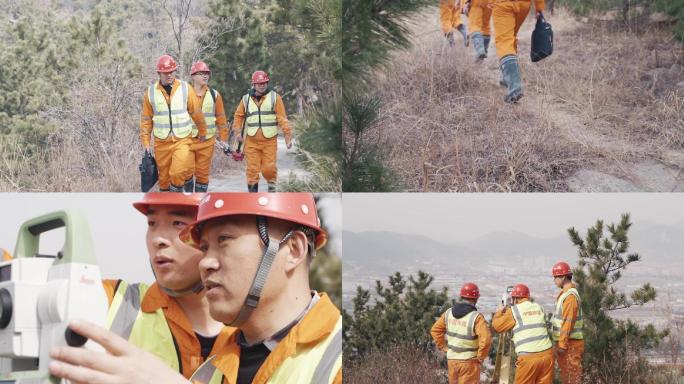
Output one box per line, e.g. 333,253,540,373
102,280,232,379
140,79,207,190
440,0,463,34
491,0,545,59
466,0,492,38
431,310,492,384
555,284,584,384
492,299,554,384
232,93,291,186
196,293,342,384
189,85,229,187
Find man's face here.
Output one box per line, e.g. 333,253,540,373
159,71,176,86
198,215,291,323
253,82,268,95
554,276,564,288
146,205,202,291
192,72,210,87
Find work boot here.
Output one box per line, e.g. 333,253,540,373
183,178,194,193
194,182,208,192
456,24,469,47
169,184,183,192
471,32,486,61
247,184,258,192
267,181,277,193
500,55,523,103
445,31,455,46
483,35,491,55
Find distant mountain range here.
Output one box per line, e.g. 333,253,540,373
343,221,684,279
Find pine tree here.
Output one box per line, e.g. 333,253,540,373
343,271,450,359
568,213,668,383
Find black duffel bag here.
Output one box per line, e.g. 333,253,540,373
531,15,553,62
139,150,158,192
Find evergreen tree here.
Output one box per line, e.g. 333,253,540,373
343,270,450,359
568,213,668,383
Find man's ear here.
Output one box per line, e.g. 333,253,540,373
284,230,308,273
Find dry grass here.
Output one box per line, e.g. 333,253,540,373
367,8,684,191
344,343,447,384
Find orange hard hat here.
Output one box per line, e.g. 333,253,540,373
180,193,327,250
190,61,211,75
133,192,203,215
251,70,270,84
460,282,480,299
156,55,178,73
552,261,572,277
511,284,530,298
1,248,11,261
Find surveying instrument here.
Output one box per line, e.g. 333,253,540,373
492,285,515,384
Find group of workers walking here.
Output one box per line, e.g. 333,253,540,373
431,261,584,383
439,0,547,103
140,55,291,193
48,192,341,383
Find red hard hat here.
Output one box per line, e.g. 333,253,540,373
156,55,178,73
511,284,530,298
133,192,203,215
552,261,572,277
251,70,270,84
190,61,211,75
460,282,480,299
180,193,327,249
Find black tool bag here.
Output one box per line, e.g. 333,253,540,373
139,150,158,192
531,16,553,62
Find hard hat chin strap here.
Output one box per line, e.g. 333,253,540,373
160,280,204,297
228,216,294,327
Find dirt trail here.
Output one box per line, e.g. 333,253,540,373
404,8,684,191
210,136,311,191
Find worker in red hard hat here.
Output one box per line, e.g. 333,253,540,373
187,61,229,192
140,55,209,192
493,283,554,384
49,193,341,384
551,261,584,384
431,282,491,384
232,70,293,192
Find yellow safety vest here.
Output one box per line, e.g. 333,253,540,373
190,317,342,384
243,90,278,139
106,281,180,372
148,80,193,140
552,288,584,341
191,86,217,138
445,309,480,360
510,301,552,355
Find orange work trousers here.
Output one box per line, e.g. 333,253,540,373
440,0,463,34
244,130,277,185
556,340,584,384
154,136,193,190
514,348,554,384
467,0,492,36
190,136,216,185
491,0,531,58
447,359,480,384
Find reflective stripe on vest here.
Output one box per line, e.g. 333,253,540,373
149,81,192,140
510,301,552,355
552,288,584,341
189,316,342,384
191,86,217,138
243,90,278,139
445,309,479,360
106,281,181,372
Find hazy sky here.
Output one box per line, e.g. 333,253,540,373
0,193,341,283
343,193,684,241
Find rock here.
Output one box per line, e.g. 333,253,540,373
677,81,684,91
566,170,639,192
